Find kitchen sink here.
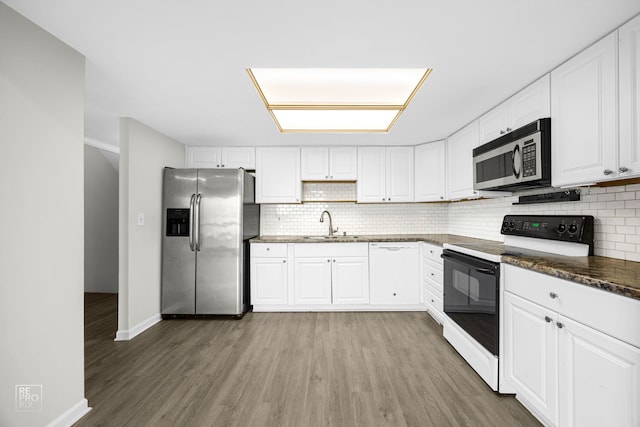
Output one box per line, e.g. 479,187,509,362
303,235,360,240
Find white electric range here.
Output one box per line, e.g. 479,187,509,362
440,215,595,391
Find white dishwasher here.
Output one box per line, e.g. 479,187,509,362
369,242,420,305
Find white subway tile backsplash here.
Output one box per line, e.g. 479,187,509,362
260,183,640,262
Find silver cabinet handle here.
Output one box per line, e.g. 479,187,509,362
382,198,386,201
500,130,506,135
506,127,512,132
549,292,558,299
188,193,196,251
195,193,202,251
603,169,614,175
544,316,552,323
325,175,329,179
216,164,220,167
619,166,629,173
327,259,331,263
282,260,286,263
556,322,564,329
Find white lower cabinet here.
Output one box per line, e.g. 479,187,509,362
293,257,332,304
332,257,369,304
422,242,444,323
250,243,289,306
503,291,558,425
503,264,640,427
292,243,369,308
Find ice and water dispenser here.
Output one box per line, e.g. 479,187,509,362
166,209,190,236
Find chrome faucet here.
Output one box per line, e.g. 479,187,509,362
320,210,338,236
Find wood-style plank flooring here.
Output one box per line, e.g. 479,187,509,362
79,293,541,427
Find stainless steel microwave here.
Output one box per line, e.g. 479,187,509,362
473,118,551,191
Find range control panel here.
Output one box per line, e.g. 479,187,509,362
501,215,594,245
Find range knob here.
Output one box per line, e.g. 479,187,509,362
502,220,509,230
557,223,566,234
509,222,516,230
568,224,578,234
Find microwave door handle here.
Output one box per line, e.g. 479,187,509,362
512,144,521,179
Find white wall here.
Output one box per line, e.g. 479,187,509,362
84,145,119,293
0,3,88,426
117,118,184,339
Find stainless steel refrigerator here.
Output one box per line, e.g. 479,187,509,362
161,168,259,316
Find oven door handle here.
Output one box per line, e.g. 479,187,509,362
475,267,496,275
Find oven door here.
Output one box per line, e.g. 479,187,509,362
442,249,500,356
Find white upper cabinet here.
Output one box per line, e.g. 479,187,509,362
357,146,414,203
415,140,446,202
221,147,256,169
186,146,255,169
446,121,479,200
479,75,551,145
300,146,357,181
551,31,618,187
619,14,640,179
255,147,301,203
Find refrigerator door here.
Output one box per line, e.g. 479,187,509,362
195,169,244,314
161,168,198,314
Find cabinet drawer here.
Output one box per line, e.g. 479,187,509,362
251,243,288,258
424,285,443,312
504,264,640,348
422,243,443,264
423,260,443,286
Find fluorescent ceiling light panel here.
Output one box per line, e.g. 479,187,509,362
247,68,431,133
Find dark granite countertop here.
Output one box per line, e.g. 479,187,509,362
250,234,640,301
502,255,640,301
250,233,500,246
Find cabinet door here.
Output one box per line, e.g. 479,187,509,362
478,103,511,144
187,146,222,168
558,315,640,427
255,147,301,203
293,258,332,304
551,31,618,187
619,15,640,179
251,258,288,305
332,257,369,304
415,140,446,202
301,147,329,180
446,121,479,200
503,292,558,426
511,74,550,129
357,147,386,203
386,147,414,202
221,147,255,170
329,146,357,180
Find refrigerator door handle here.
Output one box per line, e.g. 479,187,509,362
195,193,202,251
188,193,196,251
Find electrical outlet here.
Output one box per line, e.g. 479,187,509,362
137,213,145,226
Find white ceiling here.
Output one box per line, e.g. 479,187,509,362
5,0,640,148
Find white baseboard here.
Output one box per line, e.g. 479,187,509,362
46,398,91,427
114,313,161,341
252,304,428,312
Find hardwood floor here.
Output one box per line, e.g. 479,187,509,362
79,293,541,427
